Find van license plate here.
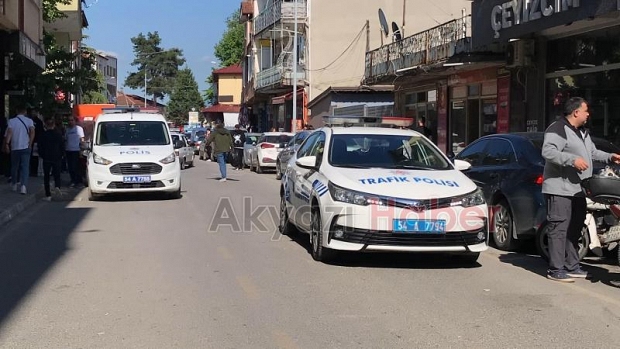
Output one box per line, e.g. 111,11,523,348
123,176,151,183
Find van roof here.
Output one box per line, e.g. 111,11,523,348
95,113,168,123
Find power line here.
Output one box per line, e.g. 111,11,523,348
305,24,366,72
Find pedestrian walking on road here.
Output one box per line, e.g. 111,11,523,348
205,122,233,181
39,117,64,201
231,124,246,170
2,105,35,194
542,97,620,283
65,116,84,187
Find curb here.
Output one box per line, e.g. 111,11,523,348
0,186,46,227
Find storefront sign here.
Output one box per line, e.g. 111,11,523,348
496,75,510,133
491,0,580,39
473,0,620,46
527,119,538,132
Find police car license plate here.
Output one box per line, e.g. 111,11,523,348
393,219,446,233
123,176,151,184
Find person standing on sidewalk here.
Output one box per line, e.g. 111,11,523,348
542,97,620,283
65,116,84,188
39,117,64,201
2,105,35,194
28,107,44,177
231,124,246,171
205,122,232,182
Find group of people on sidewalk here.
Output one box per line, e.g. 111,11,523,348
1,105,84,200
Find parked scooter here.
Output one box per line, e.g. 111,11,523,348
536,167,620,266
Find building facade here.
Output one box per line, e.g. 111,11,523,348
95,51,118,103
240,0,471,132
0,0,46,115
201,64,243,127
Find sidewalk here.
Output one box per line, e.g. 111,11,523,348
0,173,73,227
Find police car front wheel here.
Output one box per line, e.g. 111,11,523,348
310,209,337,262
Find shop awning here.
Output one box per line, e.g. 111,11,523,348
271,89,304,105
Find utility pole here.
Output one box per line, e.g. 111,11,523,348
366,20,370,52
292,0,298,134
144,64,147,107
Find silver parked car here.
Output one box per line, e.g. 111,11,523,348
243,133,261,167
275,130,313,180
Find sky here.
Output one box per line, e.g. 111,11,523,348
83,0,238,99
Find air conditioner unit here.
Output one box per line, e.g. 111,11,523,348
506,40,534,68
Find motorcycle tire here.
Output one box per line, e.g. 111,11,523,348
536,221,590,262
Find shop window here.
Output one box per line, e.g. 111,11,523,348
451,100,466,154
468,84,480,97
547,26,620,72
482,100,498,136
451,86,467,99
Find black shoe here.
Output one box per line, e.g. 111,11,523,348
547,271,575,283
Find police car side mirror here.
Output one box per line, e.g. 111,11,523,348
454,159,472,171
296,156,317,170
174,140,184,149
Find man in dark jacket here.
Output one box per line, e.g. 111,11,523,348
39,117,64,201
231,124,246,170
542,97,620,282
412,116,433,141
205,123,233,181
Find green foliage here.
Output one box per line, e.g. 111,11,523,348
82,71,109,104
11,32,101,114
42,0,72,23
167,68,205,126
204,10,244,104
124,32,185,104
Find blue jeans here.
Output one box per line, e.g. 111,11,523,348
216,152,227,179
11,148,30,187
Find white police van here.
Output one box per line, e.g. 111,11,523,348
279,126,488,263
85,108,181,200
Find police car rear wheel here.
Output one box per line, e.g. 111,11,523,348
279,195,296,236
310,209,336,262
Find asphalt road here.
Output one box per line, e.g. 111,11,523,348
1,159,620,348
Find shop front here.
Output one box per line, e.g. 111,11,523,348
472,0,620,142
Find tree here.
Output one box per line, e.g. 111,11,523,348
124,32,185,105
204,10,244,103
167,68,205,126
43,0,72,22
82,71,109,104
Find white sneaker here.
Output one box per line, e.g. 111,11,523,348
42,196,52,202
219,178,227,182
55,187,62,197
20,185,27,195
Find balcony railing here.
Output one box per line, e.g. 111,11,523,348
364,16,471,84
254,0,306,35
256,62,306,90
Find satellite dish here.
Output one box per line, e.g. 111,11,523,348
392,22,402,41
378,9,389,38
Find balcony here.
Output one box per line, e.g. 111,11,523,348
256,62,305,92
254,0,306,35
364,16,471,85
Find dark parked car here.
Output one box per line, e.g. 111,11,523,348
275,130,313,180
455,132,619,251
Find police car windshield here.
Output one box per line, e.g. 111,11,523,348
96,121,170,146
329,134,450,170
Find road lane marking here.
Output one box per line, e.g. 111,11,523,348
236,275,260,300
217,246,234,260
271,329,300,349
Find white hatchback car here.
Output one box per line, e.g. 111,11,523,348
280,127,489,263
250,132,294,173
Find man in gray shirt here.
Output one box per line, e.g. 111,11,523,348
542,97,620,282
2,105,35,194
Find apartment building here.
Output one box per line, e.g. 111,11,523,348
95,51,118,103
201,64,243,127
0,0,45,114
239,0,470,131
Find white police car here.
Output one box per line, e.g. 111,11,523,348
85,108,181,200
279,127,488,263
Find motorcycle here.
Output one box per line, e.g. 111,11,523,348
536,167,620,266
